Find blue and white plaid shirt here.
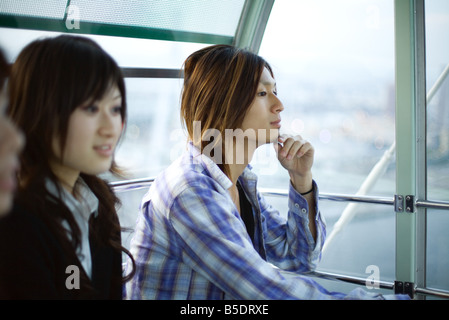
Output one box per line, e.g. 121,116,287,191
125,143,408,300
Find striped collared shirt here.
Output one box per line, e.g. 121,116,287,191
125,143,408,300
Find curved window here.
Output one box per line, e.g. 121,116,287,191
425,0,449,294
426,0,449,202
258,0,396,287
1,0,448,299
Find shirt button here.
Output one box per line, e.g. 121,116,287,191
294,203,300,208
301,208,307,214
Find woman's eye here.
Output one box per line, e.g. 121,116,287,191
258,91,267,97
83,105,98,113
112,106,122,114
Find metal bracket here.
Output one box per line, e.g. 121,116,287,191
394,195,404,212
405,195,415,213
394,281,415,299
394,195,415,213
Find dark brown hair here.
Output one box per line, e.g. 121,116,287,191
0,48,9,90
181,44,273,177
7,35,135,287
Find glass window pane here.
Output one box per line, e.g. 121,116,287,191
0,28,208,69
0,0,246,38
426,209,449,292
264,194,396,283
0,0,66,19
317,202,395,282
425,0,449,202
71,0,245,37
116,188,149,251
112,78,186,180
257,0,396,284
0,28,63,62
257,0,396,196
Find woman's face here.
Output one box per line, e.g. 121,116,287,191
241,67,284,145
50,85,123,189
0,89,24,216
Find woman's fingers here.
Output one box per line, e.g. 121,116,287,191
277,135,311,160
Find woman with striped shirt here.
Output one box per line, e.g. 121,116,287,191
126,45,407,300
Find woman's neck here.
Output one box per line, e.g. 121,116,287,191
226,141,257,185
49,160,80,197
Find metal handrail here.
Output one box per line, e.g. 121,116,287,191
311,270,394,290
416,199,449,211
121,67,183,79
110,177,154,192
260,188,396,205
111,178,397,206
311,270,449,299
110,177,449,211
415,286,449,299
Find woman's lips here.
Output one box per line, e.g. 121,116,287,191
270,120,282,128
94,144,114,157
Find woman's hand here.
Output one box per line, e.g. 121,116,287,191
273,134,314,193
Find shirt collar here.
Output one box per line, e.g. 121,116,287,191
186,142,257,191
45,177,99,220
187,142,233,190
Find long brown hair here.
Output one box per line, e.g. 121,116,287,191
181,45,273,178
0,48,9,90
7,35,135,286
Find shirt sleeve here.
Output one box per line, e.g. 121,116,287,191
259,180,326,272
167,180,396,300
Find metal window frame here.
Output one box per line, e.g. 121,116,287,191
414,0,428,300
233,0,275,52
0,0,275,47
0,13,234,45
394,0,428,299
121,68,183,79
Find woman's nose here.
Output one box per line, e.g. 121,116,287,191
98,111,122,138
272,97,284,114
